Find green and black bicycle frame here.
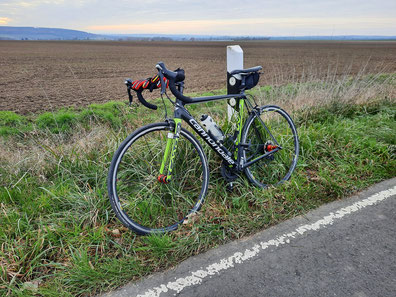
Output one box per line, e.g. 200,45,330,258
158,95,281,183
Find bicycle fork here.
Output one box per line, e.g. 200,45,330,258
158,118,181,183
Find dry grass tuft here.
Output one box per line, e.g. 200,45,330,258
254,62,395,112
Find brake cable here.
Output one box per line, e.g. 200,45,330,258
157,70,176,120
164,90,175,105
246,93,259,110
160,93,168,120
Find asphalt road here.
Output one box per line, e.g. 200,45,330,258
102,178,396,297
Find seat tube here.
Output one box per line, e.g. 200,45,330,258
234,98,245,158
165,118,181,182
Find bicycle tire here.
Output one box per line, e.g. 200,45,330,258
241,105,299,188
107,122,209,235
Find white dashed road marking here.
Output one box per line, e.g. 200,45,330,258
137,185,396,297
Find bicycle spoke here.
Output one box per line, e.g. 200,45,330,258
243,106,298,188
109,123,208,233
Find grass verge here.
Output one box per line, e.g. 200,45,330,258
0,77,395,296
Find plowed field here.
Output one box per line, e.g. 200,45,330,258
1,40,395,114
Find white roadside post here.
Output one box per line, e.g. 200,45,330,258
227,45,243,121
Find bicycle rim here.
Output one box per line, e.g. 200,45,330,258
242,106,299,188
108,122,209,234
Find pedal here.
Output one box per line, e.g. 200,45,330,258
226,182,234,192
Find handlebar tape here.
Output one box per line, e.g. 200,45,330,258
126,62,190,110
131,75,169,92
126,75,169,110
136,90,158,110
156,62,192,103
168,77,192,103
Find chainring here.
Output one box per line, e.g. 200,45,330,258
221,161,238,182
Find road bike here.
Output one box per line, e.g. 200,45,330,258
107,62,299,235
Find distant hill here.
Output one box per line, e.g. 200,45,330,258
0,26,395,41
0,26,102,40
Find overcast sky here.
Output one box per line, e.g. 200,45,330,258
0,0,395,36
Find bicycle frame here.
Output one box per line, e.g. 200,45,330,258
159,94,281,182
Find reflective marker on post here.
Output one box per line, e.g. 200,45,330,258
227,45,243,121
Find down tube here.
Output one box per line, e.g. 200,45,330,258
178,108,236,166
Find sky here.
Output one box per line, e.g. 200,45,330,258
0,0,395,36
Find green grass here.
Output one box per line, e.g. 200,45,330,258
0,81,395,296
0,111,31,136
0,101,127,136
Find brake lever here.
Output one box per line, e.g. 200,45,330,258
127,87,133,106
158,70,166,95
125,79,133,106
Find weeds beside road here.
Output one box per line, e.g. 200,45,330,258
0,76,395,296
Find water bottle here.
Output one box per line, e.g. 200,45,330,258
200,114,224,142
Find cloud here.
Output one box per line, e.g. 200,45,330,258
0,17,11,24
86,17,396,35
1,0,395,35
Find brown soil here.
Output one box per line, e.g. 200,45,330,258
1,40,395,114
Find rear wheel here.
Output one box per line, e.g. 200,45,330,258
241,105,299,188
107,122,209,235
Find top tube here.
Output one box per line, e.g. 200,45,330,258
156,62,248,105
180,93,246,105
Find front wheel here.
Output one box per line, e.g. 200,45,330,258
241,105,299,188
107,122,209,235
